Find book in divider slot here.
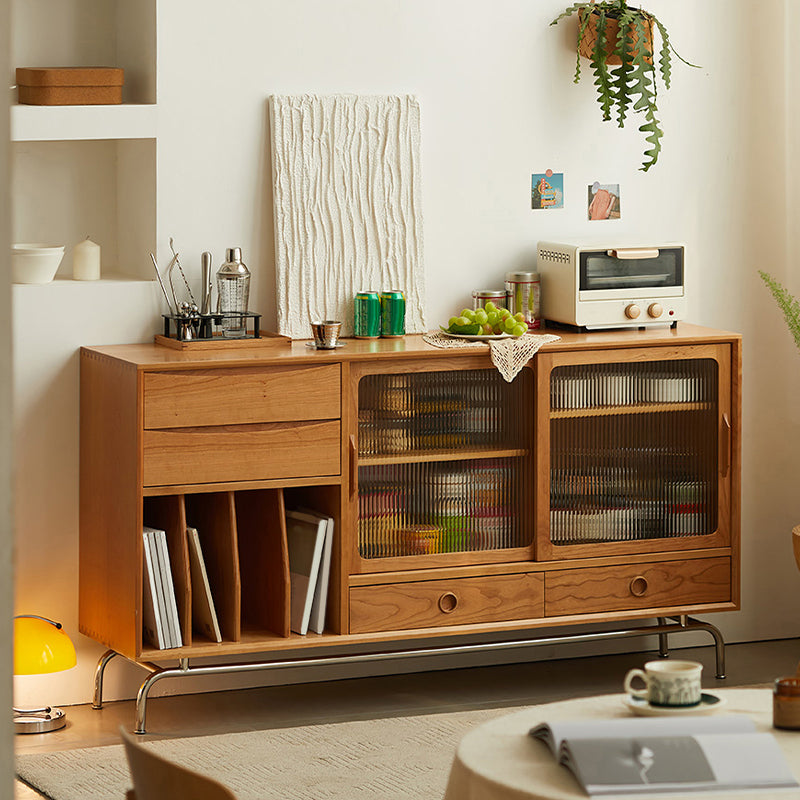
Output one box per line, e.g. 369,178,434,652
144,525,182,648
141,529,166,649
186,526,222,643
530,714,798,795
285,510,327,635
296,508,334,635
143,526,172,648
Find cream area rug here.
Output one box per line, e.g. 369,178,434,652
16,706,509,800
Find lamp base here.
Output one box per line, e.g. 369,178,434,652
13,707,67,734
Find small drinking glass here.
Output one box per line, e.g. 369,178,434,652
311,320,342,349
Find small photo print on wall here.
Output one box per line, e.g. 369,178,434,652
532,170,564,210
588,182,621,220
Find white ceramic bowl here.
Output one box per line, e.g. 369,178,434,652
11,243,65,284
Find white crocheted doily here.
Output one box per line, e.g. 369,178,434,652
422,331,560,382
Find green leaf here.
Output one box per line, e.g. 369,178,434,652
574,9,592,83
590,10,614,121
760,271,800,355
610,8,636,126
653,17,701,70
638,109,663,171
651,16,673,89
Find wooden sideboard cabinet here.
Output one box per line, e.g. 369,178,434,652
80,324,741,730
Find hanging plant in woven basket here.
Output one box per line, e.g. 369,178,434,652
551,0,698,171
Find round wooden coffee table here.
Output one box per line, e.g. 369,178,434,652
443,688,800,800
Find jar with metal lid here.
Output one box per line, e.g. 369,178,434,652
504,271,541,330
472,289,508,310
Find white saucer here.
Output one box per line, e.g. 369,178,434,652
305,342,346,349
624,692,727,717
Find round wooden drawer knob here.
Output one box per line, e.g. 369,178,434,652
630,576,648,596
438,592,459,613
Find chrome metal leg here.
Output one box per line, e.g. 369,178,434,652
684,616,726,679
656,617,669,658
92,649,119,709
125,616,727,732
135,666,174,734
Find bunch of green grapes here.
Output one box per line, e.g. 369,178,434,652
443,301,527,337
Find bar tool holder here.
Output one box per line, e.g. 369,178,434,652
162,312,261,343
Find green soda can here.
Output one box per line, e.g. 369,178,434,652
354,291,381,338
380,290,406,338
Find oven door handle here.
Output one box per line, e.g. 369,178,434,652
607,248,660,259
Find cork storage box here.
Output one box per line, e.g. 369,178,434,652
16,67,124,105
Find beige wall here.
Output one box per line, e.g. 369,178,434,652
10,0,800,707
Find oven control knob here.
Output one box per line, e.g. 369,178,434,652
648,303,664,318
625,304,641,320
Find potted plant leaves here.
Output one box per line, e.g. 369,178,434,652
551,0,698,171
760,272,800,355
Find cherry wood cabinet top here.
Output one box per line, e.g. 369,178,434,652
82,323,741,371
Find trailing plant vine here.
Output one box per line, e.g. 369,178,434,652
551,1,698,171
760,271,800,355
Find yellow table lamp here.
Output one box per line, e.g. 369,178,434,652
14,615,77,733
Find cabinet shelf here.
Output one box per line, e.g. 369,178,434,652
550,401,713,420
11,103,158,142
358,447,528,466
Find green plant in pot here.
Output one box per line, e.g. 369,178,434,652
551,0,698,171
760,271,800,355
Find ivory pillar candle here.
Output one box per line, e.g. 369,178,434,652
73,237,101,280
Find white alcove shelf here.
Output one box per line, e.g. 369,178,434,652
12,138,157,281
11,0,159,281
11,104,158,143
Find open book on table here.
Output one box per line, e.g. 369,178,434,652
529,714,798,796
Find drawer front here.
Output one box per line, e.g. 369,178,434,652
545,557,730,617
144,365,341,429
143,420,340,487
349,573,544,634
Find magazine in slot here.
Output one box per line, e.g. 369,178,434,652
185,491,241,642
285,509,327,635
142,494,191,647
141,529,166,649
186,526,222,643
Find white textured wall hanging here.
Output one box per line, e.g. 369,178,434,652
270,94,426,338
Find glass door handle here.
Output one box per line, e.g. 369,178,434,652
720,414,731,477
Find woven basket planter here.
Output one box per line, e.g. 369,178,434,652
577,7,653,65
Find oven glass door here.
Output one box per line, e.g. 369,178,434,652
579,247,683,291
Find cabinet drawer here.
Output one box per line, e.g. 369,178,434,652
143,420,341,487
349,573,544,634
545,557,730,617
143,365,341,429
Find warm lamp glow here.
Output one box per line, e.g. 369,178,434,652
14,615,76,675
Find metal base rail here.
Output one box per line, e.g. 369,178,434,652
92,615,725,733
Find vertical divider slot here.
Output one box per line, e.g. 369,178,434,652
142,494,191,647
185,491,241,642
236,488,291,638
283,485,341,634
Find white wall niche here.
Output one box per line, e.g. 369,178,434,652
12,138,156,281
11,0,157,105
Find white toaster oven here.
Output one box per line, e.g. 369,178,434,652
537,243,686,330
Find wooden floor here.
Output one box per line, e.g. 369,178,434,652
15,638,800,798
